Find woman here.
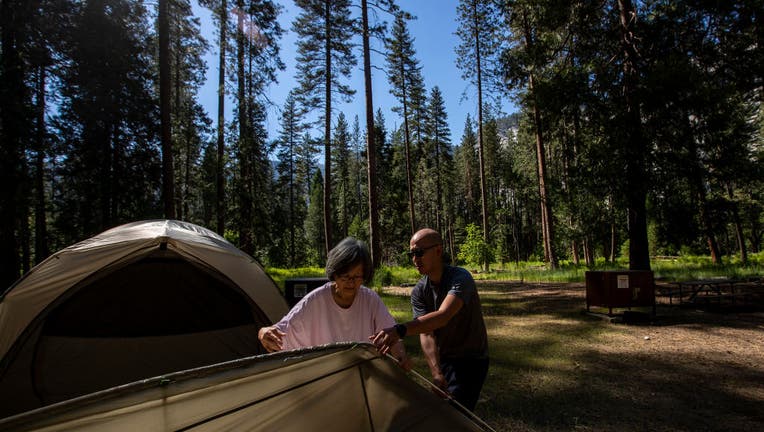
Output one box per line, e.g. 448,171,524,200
258,237,409,367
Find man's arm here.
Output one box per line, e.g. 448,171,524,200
406,293,463,334
370,294,463,355
420,332,446,389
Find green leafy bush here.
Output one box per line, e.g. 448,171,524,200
457,224,494,269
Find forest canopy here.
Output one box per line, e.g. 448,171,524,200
1,0,762,288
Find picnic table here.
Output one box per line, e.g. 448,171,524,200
668,278,749,306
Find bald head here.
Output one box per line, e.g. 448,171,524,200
411,228,443,248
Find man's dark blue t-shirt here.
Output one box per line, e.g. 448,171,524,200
411,265,488,359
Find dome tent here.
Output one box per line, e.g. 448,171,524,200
0,220,289,418
0,343,493,432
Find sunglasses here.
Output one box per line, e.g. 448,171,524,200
407,244,440,258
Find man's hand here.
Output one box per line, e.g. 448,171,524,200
258,325,285,352
431,371,448,391
429,371,452,399
369,327,399,355
396,354,413,372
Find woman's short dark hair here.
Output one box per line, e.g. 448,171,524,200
325,237,373,283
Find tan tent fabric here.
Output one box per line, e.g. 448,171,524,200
0,220,290,418
0,343,493,432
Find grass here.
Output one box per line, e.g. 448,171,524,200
379,282,764,432
650,253,764,281
267,252,764,292
379,284,607,431
370,252,764,286
264,256,764,431
265,266,325,294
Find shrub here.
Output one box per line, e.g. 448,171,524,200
457,224,494,269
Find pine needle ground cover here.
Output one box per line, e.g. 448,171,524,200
380,281,764,432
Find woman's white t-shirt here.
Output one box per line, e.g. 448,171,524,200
274,282,396,350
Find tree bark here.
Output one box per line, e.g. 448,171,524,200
584,236,594,266
236,2,253,254
528,73,557,269
174,18,184,220
401,65,416,235
695,186,722,264
216,0,227,235
0,0,23,287
159,0,175,219
323,0,333,257
472,0,490,271
34,65,49,263
617,0,651,271
571,239,580,265
521,12,557,269
727,184,748,265
361,0,381,268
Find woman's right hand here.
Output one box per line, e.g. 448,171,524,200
258,325,286,352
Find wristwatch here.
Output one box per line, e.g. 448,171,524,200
394,323,407,338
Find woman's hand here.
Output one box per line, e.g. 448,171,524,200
258,325,286,352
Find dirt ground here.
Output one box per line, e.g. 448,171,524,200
382,281,764,432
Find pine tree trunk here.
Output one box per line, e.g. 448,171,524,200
216,0,227,235
34,65,49,263
571,239,580,265
698,190,722,264
472,0,490,271
323,0,333,257
361,0,381,268
159,0,175,219
174,21,184,220
529,73,557,269
727,184,748,265
401,66,416,235
236,2,253,254
20,160,30,273
289,133,295,267
585,236,594,266
521,12,557,269
618,0,651,271
435,126,443,234
0,0,22,287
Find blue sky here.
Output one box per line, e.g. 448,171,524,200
195,0,510,146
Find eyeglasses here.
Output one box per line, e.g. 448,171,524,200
336,274,364,284
407,244,440,258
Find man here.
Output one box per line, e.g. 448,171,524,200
371,228,488,411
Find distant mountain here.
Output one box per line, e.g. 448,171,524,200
496,113,521,148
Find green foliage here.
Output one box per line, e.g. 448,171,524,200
5,0,763,290
371,267,393,289
347,215,367,242
266,250,764,297
651,252,764,281
266,266,325,293
458,224,494,269
223,229,239,246
304,170,325,266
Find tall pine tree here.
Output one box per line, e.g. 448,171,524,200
293,0,356,257
385,12,425,235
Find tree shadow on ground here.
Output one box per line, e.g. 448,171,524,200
471,280,764,432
